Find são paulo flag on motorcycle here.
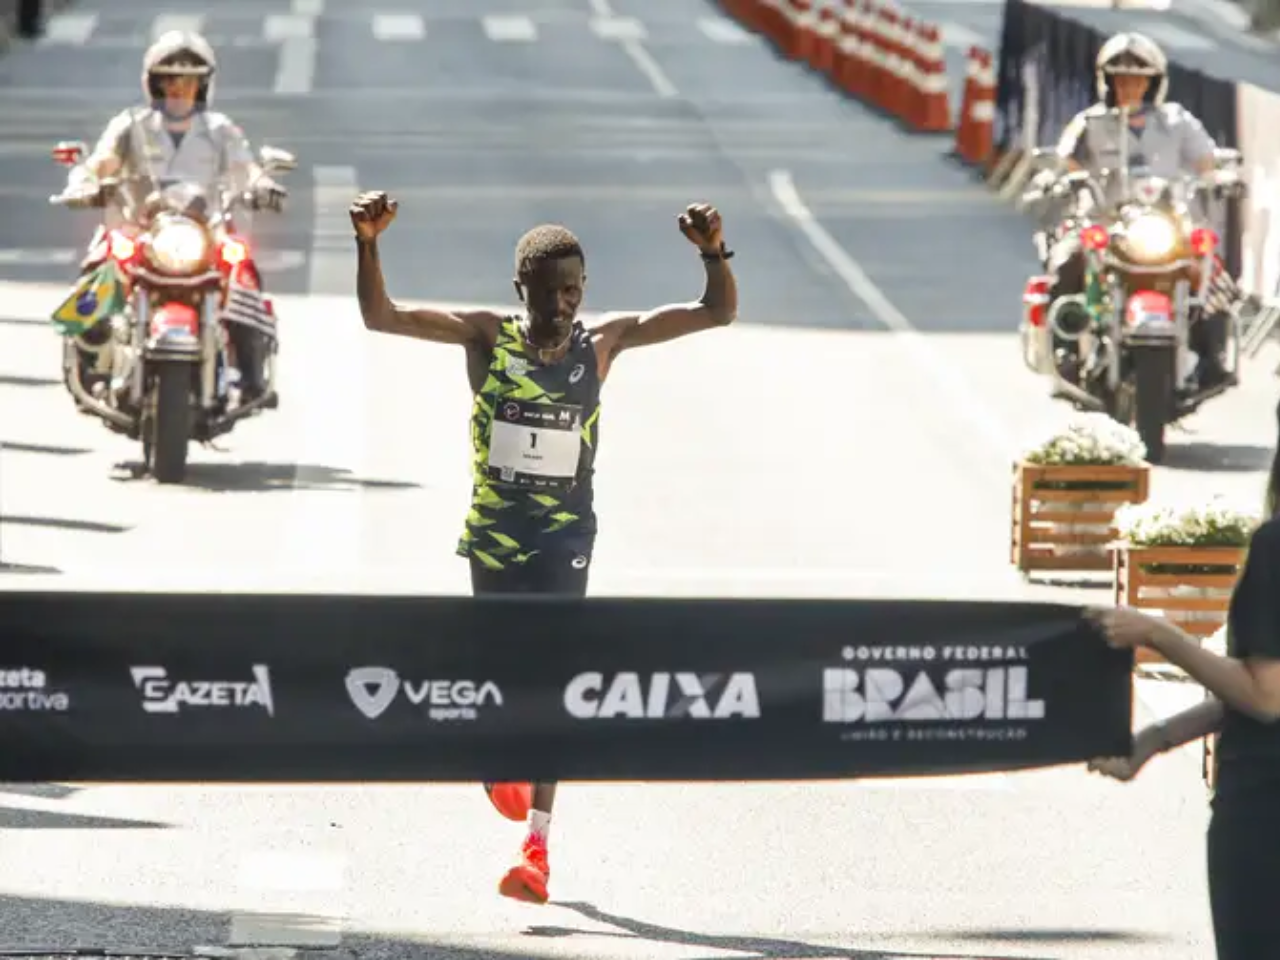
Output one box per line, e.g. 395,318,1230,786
50,260,127,337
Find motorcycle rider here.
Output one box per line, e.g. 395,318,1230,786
58,30,287,403
1041,31,1236,390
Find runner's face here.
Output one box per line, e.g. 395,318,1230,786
521,257,585,330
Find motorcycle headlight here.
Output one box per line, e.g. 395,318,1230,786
147,220,211,274
1123,215,1179,261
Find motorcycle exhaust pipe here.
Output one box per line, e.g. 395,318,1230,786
1047,294,1091,341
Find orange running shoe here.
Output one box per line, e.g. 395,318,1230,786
484,782,533,822
498,834,550,905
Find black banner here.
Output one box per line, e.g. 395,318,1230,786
994,0,1242,273
0,593,1133,782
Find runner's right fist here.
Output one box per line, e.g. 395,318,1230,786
350,191,398,241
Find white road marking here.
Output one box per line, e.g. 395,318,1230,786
620,40,679,98
590,15,648,41
0,248,305,271
767,169,1017,466
371,13,426,41
150,13,205,40
38,12,98,45
281,166,367,573
292,0,325,14
274,34,318,95
264,13,316,41
939,22,984,48
482,14,538,42
586,0,615,16
697,16,754,44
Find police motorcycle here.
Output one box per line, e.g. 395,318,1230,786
1018,111,1247,464
47,141,297,484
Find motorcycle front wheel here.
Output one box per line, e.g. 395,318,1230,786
146,361,194,484
1129,345,1175,465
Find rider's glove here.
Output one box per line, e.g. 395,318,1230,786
62,185,106,209
252,178,288,212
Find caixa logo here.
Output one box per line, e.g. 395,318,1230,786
564,671,760,719
822,665,1045,723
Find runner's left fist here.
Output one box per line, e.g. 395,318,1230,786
678,203,723,253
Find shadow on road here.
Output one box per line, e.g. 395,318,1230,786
0,515,129,534
1,440,92,457
109,461,422,494
0,804,171,830
0,783,85,800
0,890,1176,960
535,901,1165,958
0,561,63,574
1161,442,1275,473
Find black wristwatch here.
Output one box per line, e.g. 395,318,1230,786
700,243,734,262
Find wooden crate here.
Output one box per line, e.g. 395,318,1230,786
1113,544,1245,665
1011,462,1150,573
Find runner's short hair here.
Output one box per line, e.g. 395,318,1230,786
514,225,584,283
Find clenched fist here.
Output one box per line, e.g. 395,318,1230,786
678,202,724,254
350,191,398,241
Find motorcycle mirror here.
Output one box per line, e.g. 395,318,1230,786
259,146,297,172
1029,147,1061,171
51,140,87,167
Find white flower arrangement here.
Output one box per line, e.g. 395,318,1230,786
1114,496,1260,548
1022,413,1147,466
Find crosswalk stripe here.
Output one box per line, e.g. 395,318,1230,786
371,12,425,41
264,13,316,41
39,12,98,45
150,13,205,40
589,15,649,41
697,16,754,44
939,22,984,49
482,14,538,42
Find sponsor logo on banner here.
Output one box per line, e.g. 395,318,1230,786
563,671,761,719
0,666,70,712
822,644,1044,743
344,666,503,721
131,665,274,716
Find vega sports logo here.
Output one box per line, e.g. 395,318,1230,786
344,666,503,721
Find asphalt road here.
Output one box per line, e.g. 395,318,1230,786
2,0,1279,957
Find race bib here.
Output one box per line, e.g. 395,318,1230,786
487,398,583,491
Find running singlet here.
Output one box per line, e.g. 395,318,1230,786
456,315,602,570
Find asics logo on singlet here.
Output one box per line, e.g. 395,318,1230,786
568,363,585,384
563,671,760,719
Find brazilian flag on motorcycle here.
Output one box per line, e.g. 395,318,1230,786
49,259,127,337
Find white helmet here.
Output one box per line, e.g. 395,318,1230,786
142,30,218,106
1095,32,1168,106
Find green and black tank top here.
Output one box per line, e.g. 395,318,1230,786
456,315,602,570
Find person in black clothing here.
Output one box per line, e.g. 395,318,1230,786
1088,418,1280,960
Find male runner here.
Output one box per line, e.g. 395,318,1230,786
349,190,738,904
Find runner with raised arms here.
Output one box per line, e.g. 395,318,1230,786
349,190,738,904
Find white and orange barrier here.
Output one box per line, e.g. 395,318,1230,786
951,45,997,168
714,0,957,136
